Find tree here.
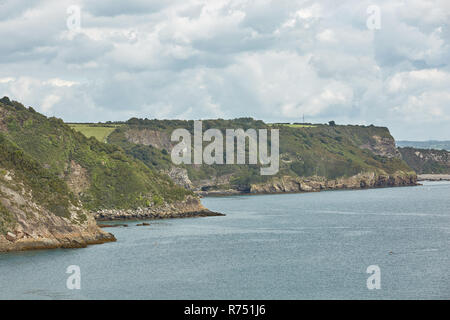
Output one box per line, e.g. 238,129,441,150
328,120,336,126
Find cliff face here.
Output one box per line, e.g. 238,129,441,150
0,167,115,253
108,119,416,195
125,128,173,151
398,147,450,174
164,167,193,190
360,135,401,158
248,171,417,194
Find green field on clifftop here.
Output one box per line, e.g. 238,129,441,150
69,124,121,142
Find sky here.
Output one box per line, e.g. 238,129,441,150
0,0,449,140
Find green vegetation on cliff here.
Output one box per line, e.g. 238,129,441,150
0,199,17,235
399,147,450,174
0,132,77,219
107,118,413,190
0,97,190,212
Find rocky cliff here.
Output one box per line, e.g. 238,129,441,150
360,135,401,158
248,171,417,194
399,147,450,174
95,195,223,220
108,119,417,195
0,163,114,253
125,128,173,151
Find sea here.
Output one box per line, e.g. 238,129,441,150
0,181,449,299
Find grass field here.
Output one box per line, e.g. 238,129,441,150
268,123,317,128
69,124,120,142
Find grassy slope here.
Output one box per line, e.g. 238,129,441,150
0,132,80,234
69,124,121,143
107,118,413,189
0,133,77,218
0,98,190,211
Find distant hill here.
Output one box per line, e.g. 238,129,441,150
107,118,416,194
397,140,450,151
398,147,450,174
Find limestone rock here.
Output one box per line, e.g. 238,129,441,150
5,232,16,242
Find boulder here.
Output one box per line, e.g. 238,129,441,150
5,232,16,242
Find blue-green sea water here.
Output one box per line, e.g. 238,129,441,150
0,181,449,299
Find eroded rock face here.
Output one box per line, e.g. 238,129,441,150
360,135,401,158
191,171,417,196
0,169,115,253
94,195,224,221
165,167,193,190
65,160,90,196
248,171,416,194
125,128,172,151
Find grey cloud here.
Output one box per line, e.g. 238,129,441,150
0,0,449,140
0,0,38,21
84,0,177,17
57,34,113,64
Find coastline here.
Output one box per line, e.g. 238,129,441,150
197,183,420,198
0,196,222,253
196,171,418,197
0,223,116,253
94,195,225,221
417,174,450,181
0,173,417,253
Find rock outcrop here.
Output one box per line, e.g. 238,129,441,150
0,168,115,253
417,174,450,181
164,167,193,190
194,171,417,196
360,135,401,158
95,195,224,220
249,171,417,194
125,128,173,151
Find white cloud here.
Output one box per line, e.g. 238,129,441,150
0,77,15,83
45,78,79,87
0,0,449,139
316,29,336,43
41,94,61,112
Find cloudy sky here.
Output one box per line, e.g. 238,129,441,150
0,0,449,140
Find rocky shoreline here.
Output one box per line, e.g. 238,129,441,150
94,195,224,221
196,171,417,196
0,168,116,253
0,212,116,253
0,194,222,253
0,230,115,253
417,174,450,181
